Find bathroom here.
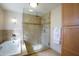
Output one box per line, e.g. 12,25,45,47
0,3,61,56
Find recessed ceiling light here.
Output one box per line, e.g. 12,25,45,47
30,3,37,8
29,9,33,12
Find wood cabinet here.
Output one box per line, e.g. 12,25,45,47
61,4,79,55
62,26,79,55
62,4,74,26
62,4,79,26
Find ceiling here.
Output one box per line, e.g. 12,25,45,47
0,3,60,16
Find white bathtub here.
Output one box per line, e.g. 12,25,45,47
0,40,21,56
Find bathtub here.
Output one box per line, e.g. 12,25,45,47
0,40,21,56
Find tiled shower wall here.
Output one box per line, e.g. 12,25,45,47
41,13,50,47
23,13,50,47
23,14,41,45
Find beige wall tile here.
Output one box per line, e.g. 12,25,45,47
23,14,41,24
41,13,50,24
23,14,41,45
0,30,13,44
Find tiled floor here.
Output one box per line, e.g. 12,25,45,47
29,49,60,56
20,42,60,56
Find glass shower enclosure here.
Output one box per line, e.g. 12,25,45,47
23,3,50,55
